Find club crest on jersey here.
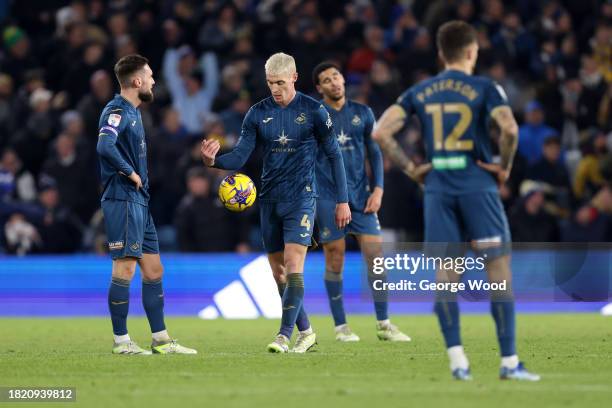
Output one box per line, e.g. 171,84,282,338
294,113,307,125
351,115,361,126
108,113,121,127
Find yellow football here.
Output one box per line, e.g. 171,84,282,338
218,173,257,212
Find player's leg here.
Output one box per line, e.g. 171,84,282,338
322,238,360,341
356,232,410,342
277,198,317,353
425,193,470,379
102,199,150,355
267,250,311,342
463,192,539,381
317,199,357,340
139,254,197,354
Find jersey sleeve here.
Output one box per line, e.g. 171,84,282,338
96,107,134,176
485,80,510,117
214,107,257,170
395,88,414,115
314,104,348,203
363,106,384,189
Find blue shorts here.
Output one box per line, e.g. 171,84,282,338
101,199,159,259
424,191,510,258
316,199,381,243
260,198,316,253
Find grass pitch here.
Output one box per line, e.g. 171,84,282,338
2,314,611,407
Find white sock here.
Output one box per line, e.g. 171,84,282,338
300,326,313,335
447,345,469,371
335,324,347,332
152,330,171,342
114,334,130,344
377,319,390,327
501,355,519,369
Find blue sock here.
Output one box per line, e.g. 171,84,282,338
368,273,389,321
278,274,304,339
491,299,516,356
434,296,461,348
324,270,347,326
108,277,130,336
278,282,311,332
142,278,166,333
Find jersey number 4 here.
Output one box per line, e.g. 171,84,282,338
425,103,473,151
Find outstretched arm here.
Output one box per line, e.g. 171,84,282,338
201,108,256,170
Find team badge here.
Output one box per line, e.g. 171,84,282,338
130,243,140,251
295,113,306,125
351,115,361,126
322,228,331,238
108,114,121,127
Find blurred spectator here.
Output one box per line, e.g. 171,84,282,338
518,100,557,164
33,176,82,253
174,167,249,252
573,130,608,202
0,26,39,87
0,148,36,203
3,213,41,255
347,25,393,76
561,204,611,242
41,133,97,223
0,73,14,149
163,46,219,135
527,136,571,191
77,70,114,145
509,181,559,242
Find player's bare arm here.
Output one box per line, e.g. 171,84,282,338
372,105,431,184
477,106,518,186
363,186,383,214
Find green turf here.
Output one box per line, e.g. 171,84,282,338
1,314,611,408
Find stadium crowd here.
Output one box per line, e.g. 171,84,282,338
0,0,611,255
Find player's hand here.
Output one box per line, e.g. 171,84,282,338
364,186,383,213
201,139,221,167
335,202,352,229
407,163,432,185
476,160,509,187
128,172,143,190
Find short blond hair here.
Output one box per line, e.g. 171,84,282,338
264,52,296,76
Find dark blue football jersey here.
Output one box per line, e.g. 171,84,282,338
316,100,383,209
97,94,149,205
397,69,509,194
214,92,348,203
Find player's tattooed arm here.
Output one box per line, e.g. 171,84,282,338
372,105,415,176
491,106,518,173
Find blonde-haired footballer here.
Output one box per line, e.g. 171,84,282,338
201,53,351,353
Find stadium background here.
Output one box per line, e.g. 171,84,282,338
0,0,611,317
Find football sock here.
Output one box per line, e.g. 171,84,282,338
142,278,166,333
491,299,517,358
277,282,311,332
434,296,461,348
108,277,130,336
113,334,130,344
367,271,389,321
501,354,519,369
324,269,347,326
152,330,171,343
278,273,304,339
447,345,470,370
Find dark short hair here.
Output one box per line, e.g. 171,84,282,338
312,61,341,86
114,54,149,88
436,20,477,63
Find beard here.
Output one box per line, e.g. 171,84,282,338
138,89,154,103
329,92,344,101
